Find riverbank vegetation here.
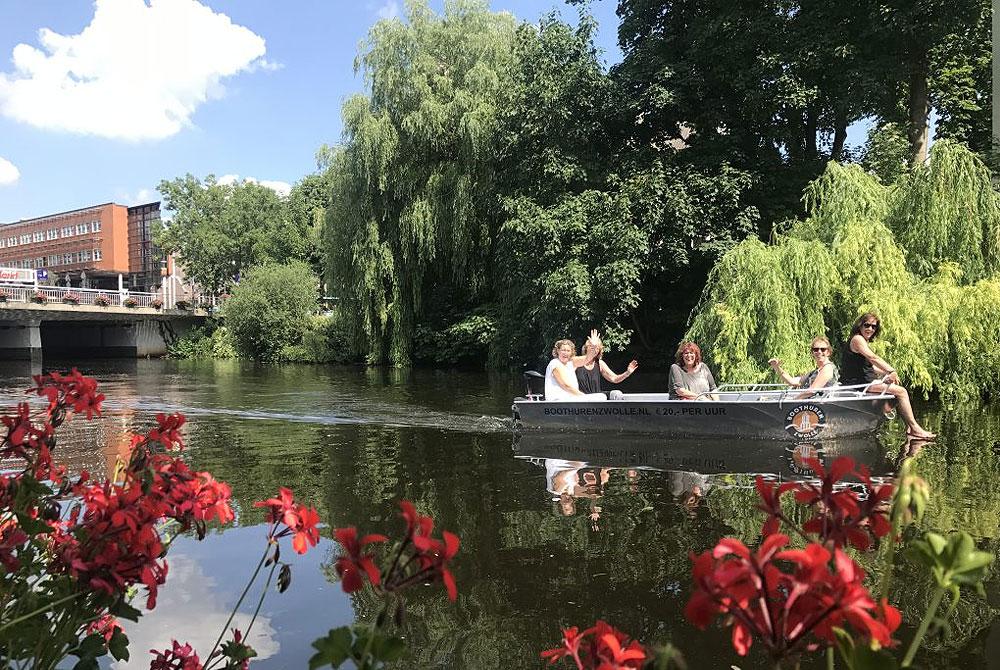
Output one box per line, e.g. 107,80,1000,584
155,0,995,397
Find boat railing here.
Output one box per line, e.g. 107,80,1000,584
705,382,893,403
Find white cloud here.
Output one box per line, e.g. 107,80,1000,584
0,0,269,141
112,553,279,669
217,173,291,197
0,156,19,185
114,187,155,205
376,1,401,20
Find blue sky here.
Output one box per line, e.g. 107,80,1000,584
0,0,623,222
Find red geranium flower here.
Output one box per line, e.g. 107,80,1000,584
254,488,321,554
541,621,646,669
686,534,901,660
333,526,387,593
149,640,203,670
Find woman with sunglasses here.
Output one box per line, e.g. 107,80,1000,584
842,312,935,439
768,336,839,399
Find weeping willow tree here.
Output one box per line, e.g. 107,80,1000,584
687,140,1000,398
324,0,517,365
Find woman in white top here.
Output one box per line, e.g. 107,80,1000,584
544,330,604,400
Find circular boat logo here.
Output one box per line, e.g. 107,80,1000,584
787,442,822,476
784,404,827,439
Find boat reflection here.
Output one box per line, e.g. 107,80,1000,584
513,431,893,479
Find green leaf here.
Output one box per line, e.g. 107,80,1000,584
109,627,130,662
109,598,143,622
370,633,407,662
309,626,353,670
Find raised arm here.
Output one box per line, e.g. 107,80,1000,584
599,359,638,384
570,329,603,367
768,358,801,387
850,335,898,382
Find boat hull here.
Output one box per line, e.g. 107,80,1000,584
512,393,891,440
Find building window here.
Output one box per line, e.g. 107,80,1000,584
92,220,102,232
36,258,44,268
48,255,58,266
93,248,102,261
76,223,87,235
62,226,72,238
63,253,72,265
32,232,43,243
46,229,57,241
0,239,5,249
19,235,30,245
7,237,15,247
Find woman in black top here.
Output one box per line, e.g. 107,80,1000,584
842,312,934,439
575,341,639,395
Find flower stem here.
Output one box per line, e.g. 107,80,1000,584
878,537,896,601
0,592,81,633
826,646,834,670
901,586,945,667
206,542,271,663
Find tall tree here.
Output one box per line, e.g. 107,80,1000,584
324,0,517,365
156,175,311,294
870,0,986,164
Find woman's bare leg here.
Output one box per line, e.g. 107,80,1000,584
868,383,935,438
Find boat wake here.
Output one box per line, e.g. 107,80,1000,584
0,390,513,434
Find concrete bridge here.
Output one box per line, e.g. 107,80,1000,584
0,284,206,362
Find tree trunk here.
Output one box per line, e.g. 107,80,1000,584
804,107,818,160
830,107,848,161
907,56,931,165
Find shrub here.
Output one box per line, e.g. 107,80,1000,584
31,290,47,304
123,296,138,308
281,312,355,363
167,321,236,359
222,261,317,361
0,289,10,302
175,299,192,310
150,297,163,310
94,294,111,307
62,292,81,304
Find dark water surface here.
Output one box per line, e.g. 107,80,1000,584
3,359,1000,669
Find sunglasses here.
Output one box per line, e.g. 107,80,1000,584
861,323,878,329
811,347,828,353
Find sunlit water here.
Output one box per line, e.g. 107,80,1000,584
2,359,999,669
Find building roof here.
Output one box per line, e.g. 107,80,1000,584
1,201,160,228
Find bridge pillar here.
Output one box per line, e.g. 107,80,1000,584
0,319,42,363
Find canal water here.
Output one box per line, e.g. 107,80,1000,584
2,359,999,669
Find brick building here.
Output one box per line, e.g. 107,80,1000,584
0,201,165,291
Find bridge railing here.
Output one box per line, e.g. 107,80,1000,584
0,283,166,309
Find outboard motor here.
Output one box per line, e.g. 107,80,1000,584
522,370,544,400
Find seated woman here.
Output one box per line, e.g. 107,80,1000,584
669,342,718,400
768,336,839,399
841,312,935,439
544,330,606,400
575,341,639,397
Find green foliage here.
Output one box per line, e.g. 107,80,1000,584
156,175,314,295
495,190,645,363
324,0,517,366
222,262,318,361
414,309,498,366
168,321,236,360
688,141,1000,398
281,313,356,364
309,625,406,669
889,140,1000,282
862,123,911,185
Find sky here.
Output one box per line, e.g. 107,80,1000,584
0,0,624,222
0,1,875,224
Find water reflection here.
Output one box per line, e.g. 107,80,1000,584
1,360,999,669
